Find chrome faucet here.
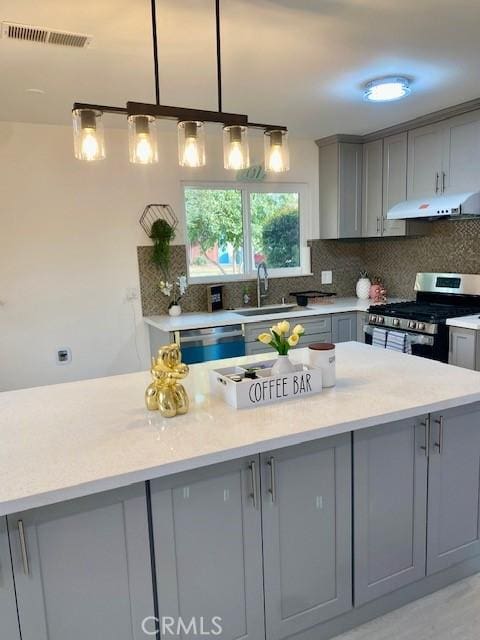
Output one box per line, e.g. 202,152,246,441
256,261,269,307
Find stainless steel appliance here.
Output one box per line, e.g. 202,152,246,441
387,192,480,220
176,325,245,364
365,273,480,361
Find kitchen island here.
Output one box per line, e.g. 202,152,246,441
2,343,480,640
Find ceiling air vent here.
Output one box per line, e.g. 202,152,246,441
0,22,92,48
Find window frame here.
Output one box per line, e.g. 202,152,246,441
182,181,311,284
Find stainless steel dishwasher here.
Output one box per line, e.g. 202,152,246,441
175,325,245,364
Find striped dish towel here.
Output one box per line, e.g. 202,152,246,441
372,327,387,348
386,330,412,354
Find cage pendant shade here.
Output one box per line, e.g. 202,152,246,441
128,115,158,164
264,129,289,173
178,121,206,167
72,108,105,161
223,125,249,170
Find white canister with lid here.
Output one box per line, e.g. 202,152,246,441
308,343,336,388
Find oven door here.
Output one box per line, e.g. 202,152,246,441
364,325,436,359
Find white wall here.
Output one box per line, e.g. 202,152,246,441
0,121,318,391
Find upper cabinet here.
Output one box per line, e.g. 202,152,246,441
408,110,480,199
319,140,363,239
362,139,383,237
382,132,408,236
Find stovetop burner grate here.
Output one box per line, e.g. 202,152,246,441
370,301,480,323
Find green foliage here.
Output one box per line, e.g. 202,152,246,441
149,219,175,277
261,210,300,268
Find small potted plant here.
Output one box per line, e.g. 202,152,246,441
257,321,305,376
160,275,188,316
150,219,175,279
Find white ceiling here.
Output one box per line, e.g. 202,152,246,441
1,0,480,138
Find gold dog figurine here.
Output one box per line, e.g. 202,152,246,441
145,344,189,417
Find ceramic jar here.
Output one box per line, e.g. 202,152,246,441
356,276,371,300
308,343,336,388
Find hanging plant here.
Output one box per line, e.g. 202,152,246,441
149,218,176,278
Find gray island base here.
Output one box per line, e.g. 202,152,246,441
1,344,480,640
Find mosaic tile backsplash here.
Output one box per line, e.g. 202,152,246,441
138,219,480,315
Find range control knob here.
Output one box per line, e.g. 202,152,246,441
393,318,400,327
408,321,417,329
417,322,426,331
377,316,385,325
370,315,377,322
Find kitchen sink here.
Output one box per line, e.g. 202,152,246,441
233,305,308,317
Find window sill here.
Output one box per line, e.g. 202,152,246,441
188,272,314,285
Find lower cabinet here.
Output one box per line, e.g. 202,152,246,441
261,435,352,639
9,485,154,640
427,404,480,574
354,417,428,605
449,326,479,370
149,457,265,640
332,312,358,343
0,517,21,640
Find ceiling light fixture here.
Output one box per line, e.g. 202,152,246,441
364,76,411,102
72,108,105,161
71,0,288,171
128,114,158,164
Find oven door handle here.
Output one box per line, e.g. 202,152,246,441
364,325,434,346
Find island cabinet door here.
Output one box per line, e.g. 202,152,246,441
0,517,21,640
261,434,352,640
353,416,428,606
149,457,265,640
8,484,154,640
332,313,357,343
427,403,480,575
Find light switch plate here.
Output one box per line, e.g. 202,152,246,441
321,270,333,285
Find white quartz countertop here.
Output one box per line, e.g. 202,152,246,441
447,314,480,330
2,343,480,517
145,297,389,332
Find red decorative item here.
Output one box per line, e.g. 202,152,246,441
370,278,387,302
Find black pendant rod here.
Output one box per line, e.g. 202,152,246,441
215,0,222,113
151,0,161,105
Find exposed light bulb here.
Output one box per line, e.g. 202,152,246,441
80,128,100,161
227,141,244,170
223,125,249,170
73,108,105,161
264,130,289,173
135,134,154,164
268,144,284,172
183,137,201,167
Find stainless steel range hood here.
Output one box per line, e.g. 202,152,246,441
387,192,480,220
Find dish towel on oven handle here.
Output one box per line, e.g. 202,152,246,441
386,330,412,354
372,327,388,348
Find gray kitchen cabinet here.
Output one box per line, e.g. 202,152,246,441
356,311,368,343
332,312,357,343
0,517,21,640
449,326,478,370
9,485,154,640
443,110,480,194
427,404,480,575
407,122,445,199
319,140,363,239
362,139,383,237
353,417,428,605
382,132,408,236
149,457,265,640
261,435,352,639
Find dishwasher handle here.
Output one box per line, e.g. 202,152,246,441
179,329,244,344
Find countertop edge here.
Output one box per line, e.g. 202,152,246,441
3,388,479,517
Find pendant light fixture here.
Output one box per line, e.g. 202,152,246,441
128,114,158,164
223,125,249,170
178,121,206,167
264,129,289,173
72,0,289,171
72,108,105,161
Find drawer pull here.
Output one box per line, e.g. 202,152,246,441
18,520,30,576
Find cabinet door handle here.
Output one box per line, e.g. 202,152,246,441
420,418,430,456
17,520,30,576
434,416,444,454
442,171,446,193
267,457,277,503
435,172,439,194
376,217,380,234
248,461,259,510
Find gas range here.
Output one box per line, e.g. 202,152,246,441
366,273,480,361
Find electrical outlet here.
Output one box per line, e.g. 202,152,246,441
56,347,72,365
321,270,333,285
125,287,139,302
